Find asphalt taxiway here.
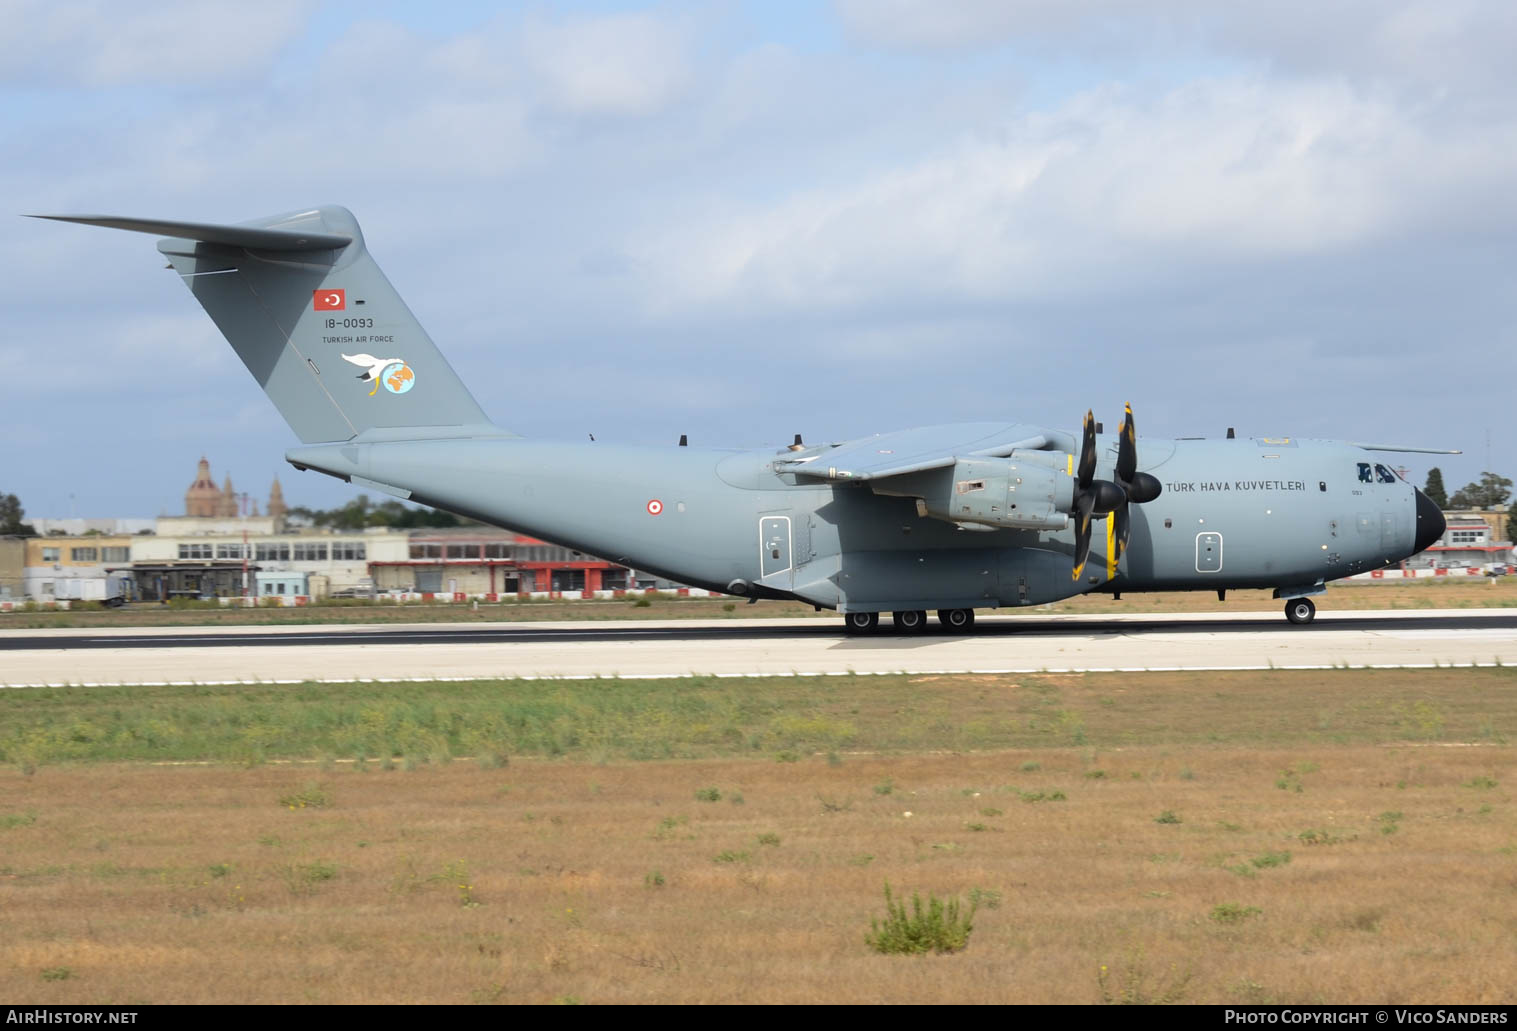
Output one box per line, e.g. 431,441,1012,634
3,609,1516,686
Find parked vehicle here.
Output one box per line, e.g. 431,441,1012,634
52,573,133,607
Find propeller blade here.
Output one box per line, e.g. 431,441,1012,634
1072,493,1094,580
1078,410,1097,489
1113,504,1130,563
1116,402,1137,484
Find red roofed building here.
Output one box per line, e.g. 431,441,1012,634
370,529,633,595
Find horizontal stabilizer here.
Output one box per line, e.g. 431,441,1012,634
30,214,352,252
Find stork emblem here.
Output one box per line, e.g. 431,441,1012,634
341,353,416,396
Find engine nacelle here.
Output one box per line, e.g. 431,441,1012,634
921,454,1074,530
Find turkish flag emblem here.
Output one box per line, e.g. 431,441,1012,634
314,289,346,311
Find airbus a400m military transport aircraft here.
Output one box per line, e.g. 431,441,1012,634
42,206,1453,633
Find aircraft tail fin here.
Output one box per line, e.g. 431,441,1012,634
37,206,497,444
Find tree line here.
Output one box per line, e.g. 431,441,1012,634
1421,468,1511,511
285,495,476,531
0,493,36,536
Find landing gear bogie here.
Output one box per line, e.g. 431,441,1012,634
937,608,975,630
844,611,880,634
891,609,928,632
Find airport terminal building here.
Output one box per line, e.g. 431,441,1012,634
11,458,638,603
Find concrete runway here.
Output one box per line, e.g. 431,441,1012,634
4,609,1517,686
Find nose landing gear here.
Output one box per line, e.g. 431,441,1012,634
1284,597,1317,625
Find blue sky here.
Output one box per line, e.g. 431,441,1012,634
4,0,1515,518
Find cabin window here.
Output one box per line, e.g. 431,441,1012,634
1375,464,1398,484
1357,463,1372,483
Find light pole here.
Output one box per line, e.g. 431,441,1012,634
238,491,251,602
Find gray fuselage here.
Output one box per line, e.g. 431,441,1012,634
290,431,1427,613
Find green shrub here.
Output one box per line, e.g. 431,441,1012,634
283,859,339,895
694,787,721,802
1155,810,1182,824
1020,790,1066,803
278,783,332,809
651,815,689,840
1097,946,1193,1004
1210,902,1262,925
1298,828,1343,846
167,597,221,610
865,884,977,955
967,887,1002,910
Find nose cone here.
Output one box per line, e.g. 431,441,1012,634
1413,488,1446,554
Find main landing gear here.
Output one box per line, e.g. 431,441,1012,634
892,609,928,632
937,608,975,631
844,611,879,634
843,609,976,634
1284,597,1317,625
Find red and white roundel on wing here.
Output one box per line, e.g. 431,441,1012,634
646,499,663,516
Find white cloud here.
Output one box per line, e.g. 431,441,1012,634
835,0,1080,50
636,73,1517,315
0,0,313,85
521,11,692,116
836,1,1517,96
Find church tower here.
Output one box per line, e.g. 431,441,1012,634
267,477,288,524
218,475,239,518
185,457,221,517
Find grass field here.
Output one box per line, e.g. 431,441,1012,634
2,576,1516,630
2,668,1513,1004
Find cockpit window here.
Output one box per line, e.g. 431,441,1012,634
1357,463,1373,483
1375,464,1398,484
